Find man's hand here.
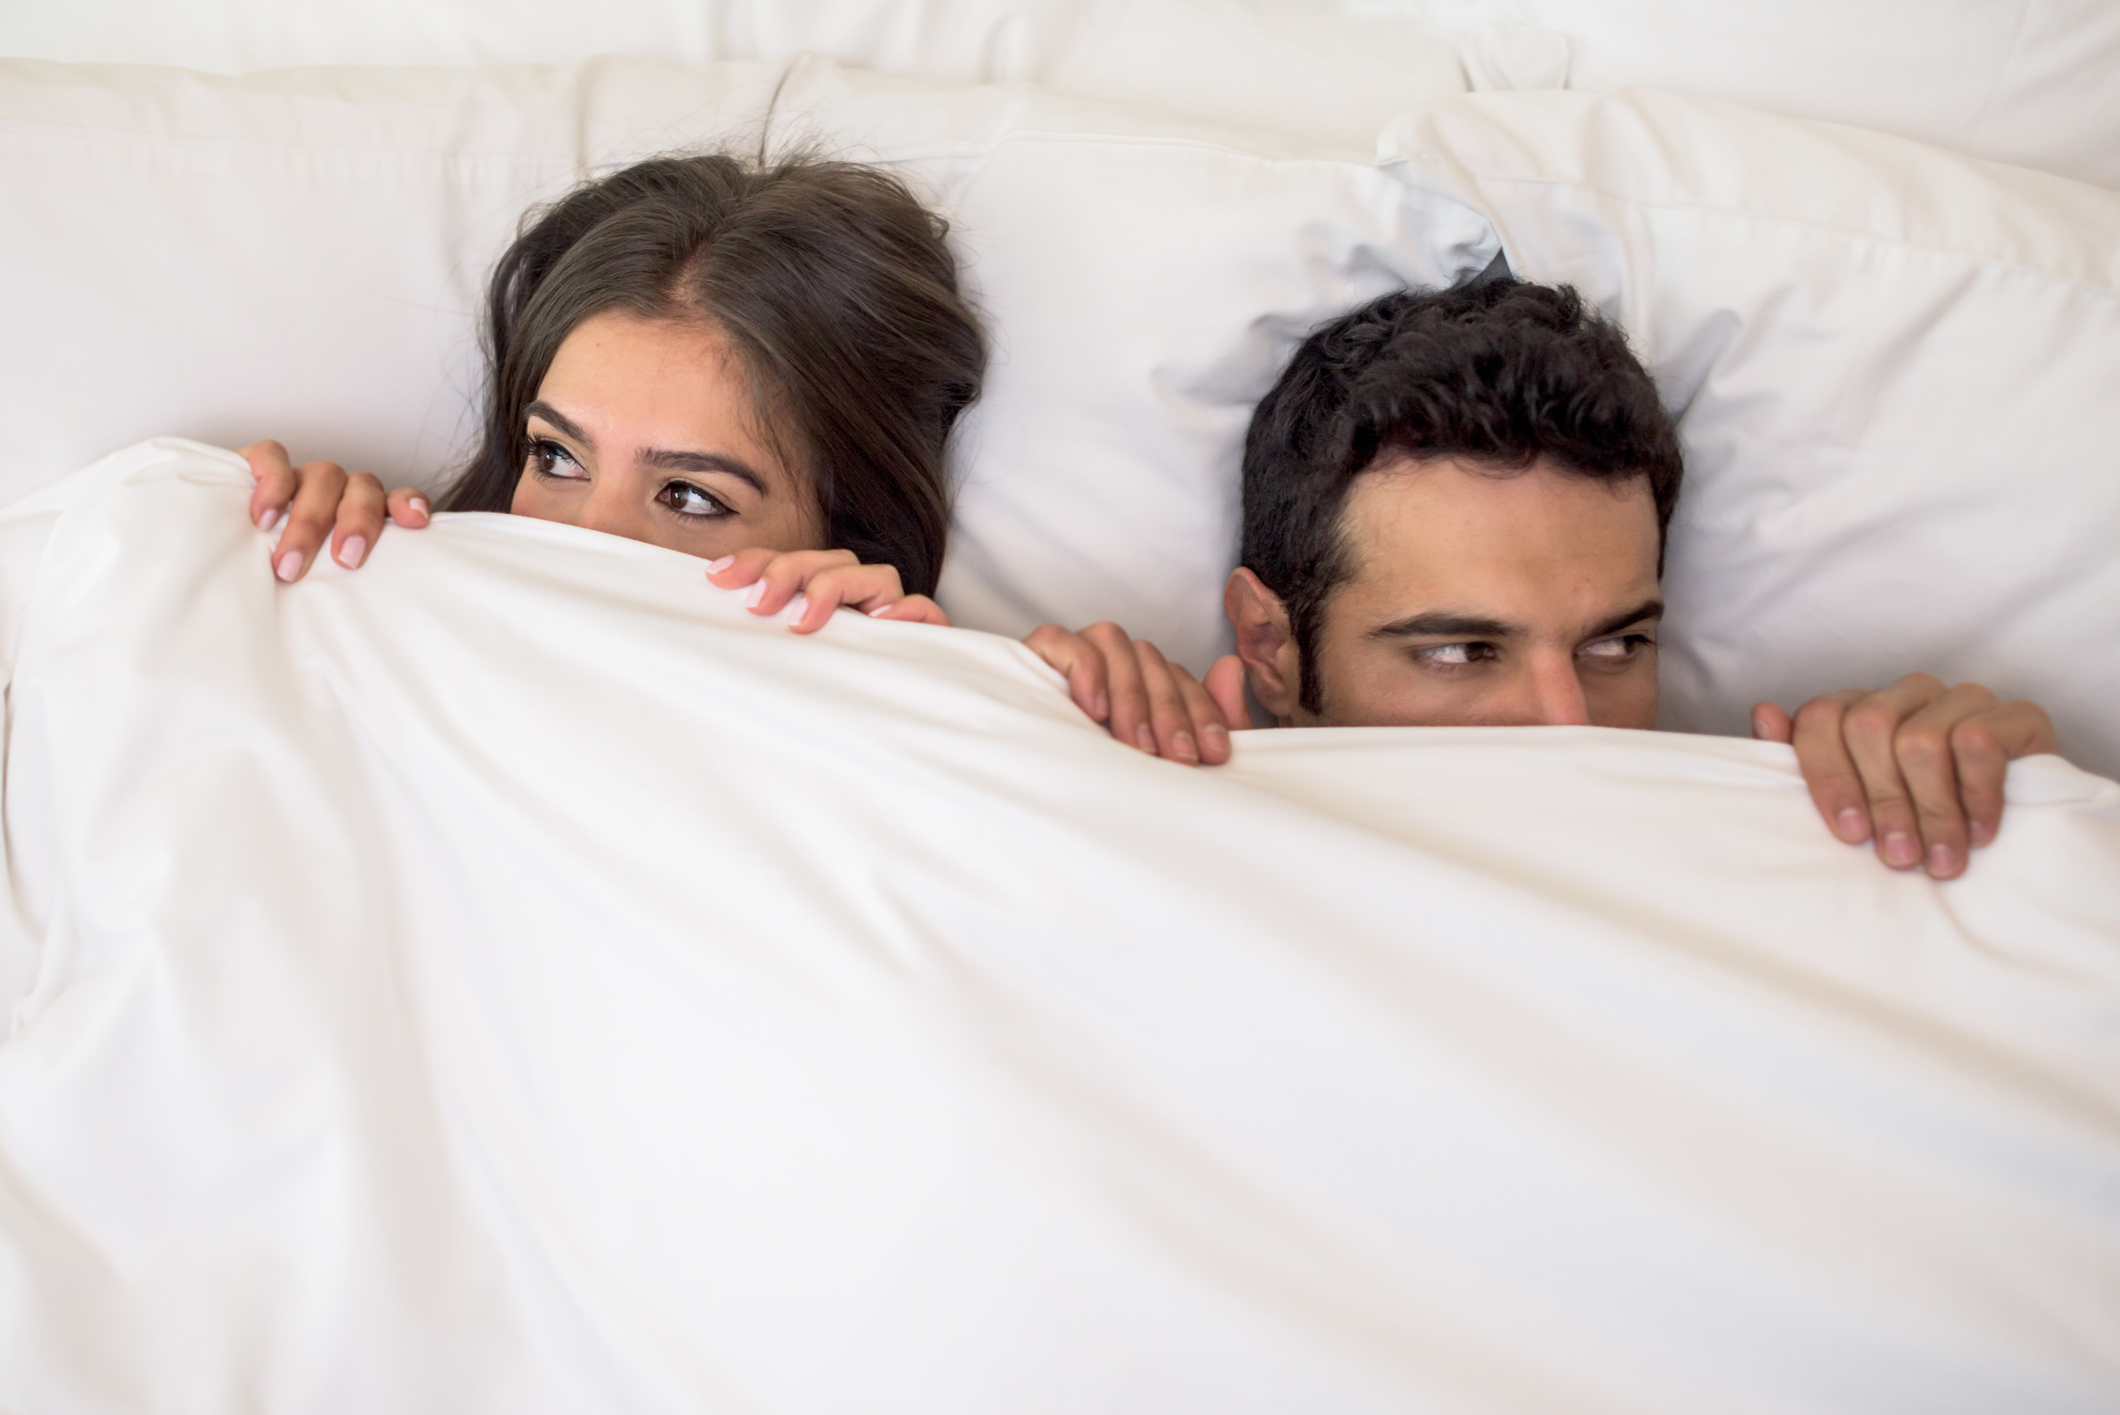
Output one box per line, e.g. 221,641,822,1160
1752,674,2060,880
1023,623,1247,766
242,440,430,581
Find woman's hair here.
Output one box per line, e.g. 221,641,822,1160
443,152,986,596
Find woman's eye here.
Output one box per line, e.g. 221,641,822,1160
657,480,730,519
1415,642,1492,668
527,438,585,480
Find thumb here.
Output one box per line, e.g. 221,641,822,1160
1205,655,1250,730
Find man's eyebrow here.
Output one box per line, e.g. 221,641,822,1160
1583,598,1665,640
1371,611,1520,641
525,400,768,497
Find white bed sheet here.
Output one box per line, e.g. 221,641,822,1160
3,441,2118,1411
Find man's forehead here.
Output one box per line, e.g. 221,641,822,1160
1335,454,1661,631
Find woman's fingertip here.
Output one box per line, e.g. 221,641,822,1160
258,506,280,534
275,551,302,583
1835,807,1869,843
1093,690,1110,721
705,555,734,574
338,535,367,569
409,496,429,520
744,579,768,610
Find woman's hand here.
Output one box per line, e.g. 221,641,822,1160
242,440,431,581
1023,622,1248,766
705,548,950,633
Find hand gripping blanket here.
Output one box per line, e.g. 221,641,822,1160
3,442,2117,1413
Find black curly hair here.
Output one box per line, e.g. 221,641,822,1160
1241,277,1683,713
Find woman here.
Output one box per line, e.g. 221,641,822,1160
248,150,1238,764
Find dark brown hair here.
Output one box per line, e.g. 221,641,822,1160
443,152,986,596
1242,277,1684,712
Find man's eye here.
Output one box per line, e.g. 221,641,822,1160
1580,634,1652,661
1415,642,1493,667
527,438,585,480
657,480,730,518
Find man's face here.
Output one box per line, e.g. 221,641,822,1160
1232,453,1664,730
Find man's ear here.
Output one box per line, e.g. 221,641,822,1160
1225,567,1303,725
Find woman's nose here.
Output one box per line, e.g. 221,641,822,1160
572,481,641,539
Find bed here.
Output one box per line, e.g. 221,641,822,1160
2,3,2118,1410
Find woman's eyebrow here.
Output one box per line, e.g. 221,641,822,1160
639,447,767,496
525,400,591,446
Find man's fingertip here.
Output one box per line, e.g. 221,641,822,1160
1969,817,1996,848
1835,807,1869,843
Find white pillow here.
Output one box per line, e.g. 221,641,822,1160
1389,0,2120,190
11,0,2120,191
1381,89,2120,779
0,0,1473,150
0,55,1496,671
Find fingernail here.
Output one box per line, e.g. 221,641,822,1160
705,555,734,574
1204,724,1230,753
338,535,366,569
1135,724,1156,753
275,551,302,582
1969,819,1994,847
1835,808,1868,843
1926,843,1960,877
744,580,767,609
786,594,809,622
409,497,429,519
258,507,280,533
1173,731,1198,763
1883,832,1919,868
1093,690,1110,720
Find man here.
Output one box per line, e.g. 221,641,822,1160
1032,279,2062,880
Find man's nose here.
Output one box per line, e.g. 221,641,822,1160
1510,653,1592,727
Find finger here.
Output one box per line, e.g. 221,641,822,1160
1892,684,1997,879
868,595,951,627
1750,701,1794,744
1950,700,2058,850
1024,625,1109,722
1173,666,1232,765
1086,624,1152,753
704,547,781,591
330,473,388,570
1204,654,1248,733
1132,640,1198,764
748,550,859,617
1788,690,1871,844
384,487,432,527
788,563,906,632
270,459,350,583
240,440,299,531
1838,674,1948,870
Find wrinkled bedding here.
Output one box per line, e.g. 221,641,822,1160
3,441,2117,1412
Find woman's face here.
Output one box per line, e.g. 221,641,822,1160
510,310,822,559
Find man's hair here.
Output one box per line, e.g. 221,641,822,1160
1240,277,1683,713
446,152,986,597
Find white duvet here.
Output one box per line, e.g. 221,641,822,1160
3,442,2117,1412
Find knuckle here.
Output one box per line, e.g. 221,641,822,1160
1842,703,1897,743
1893,723,1950,768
